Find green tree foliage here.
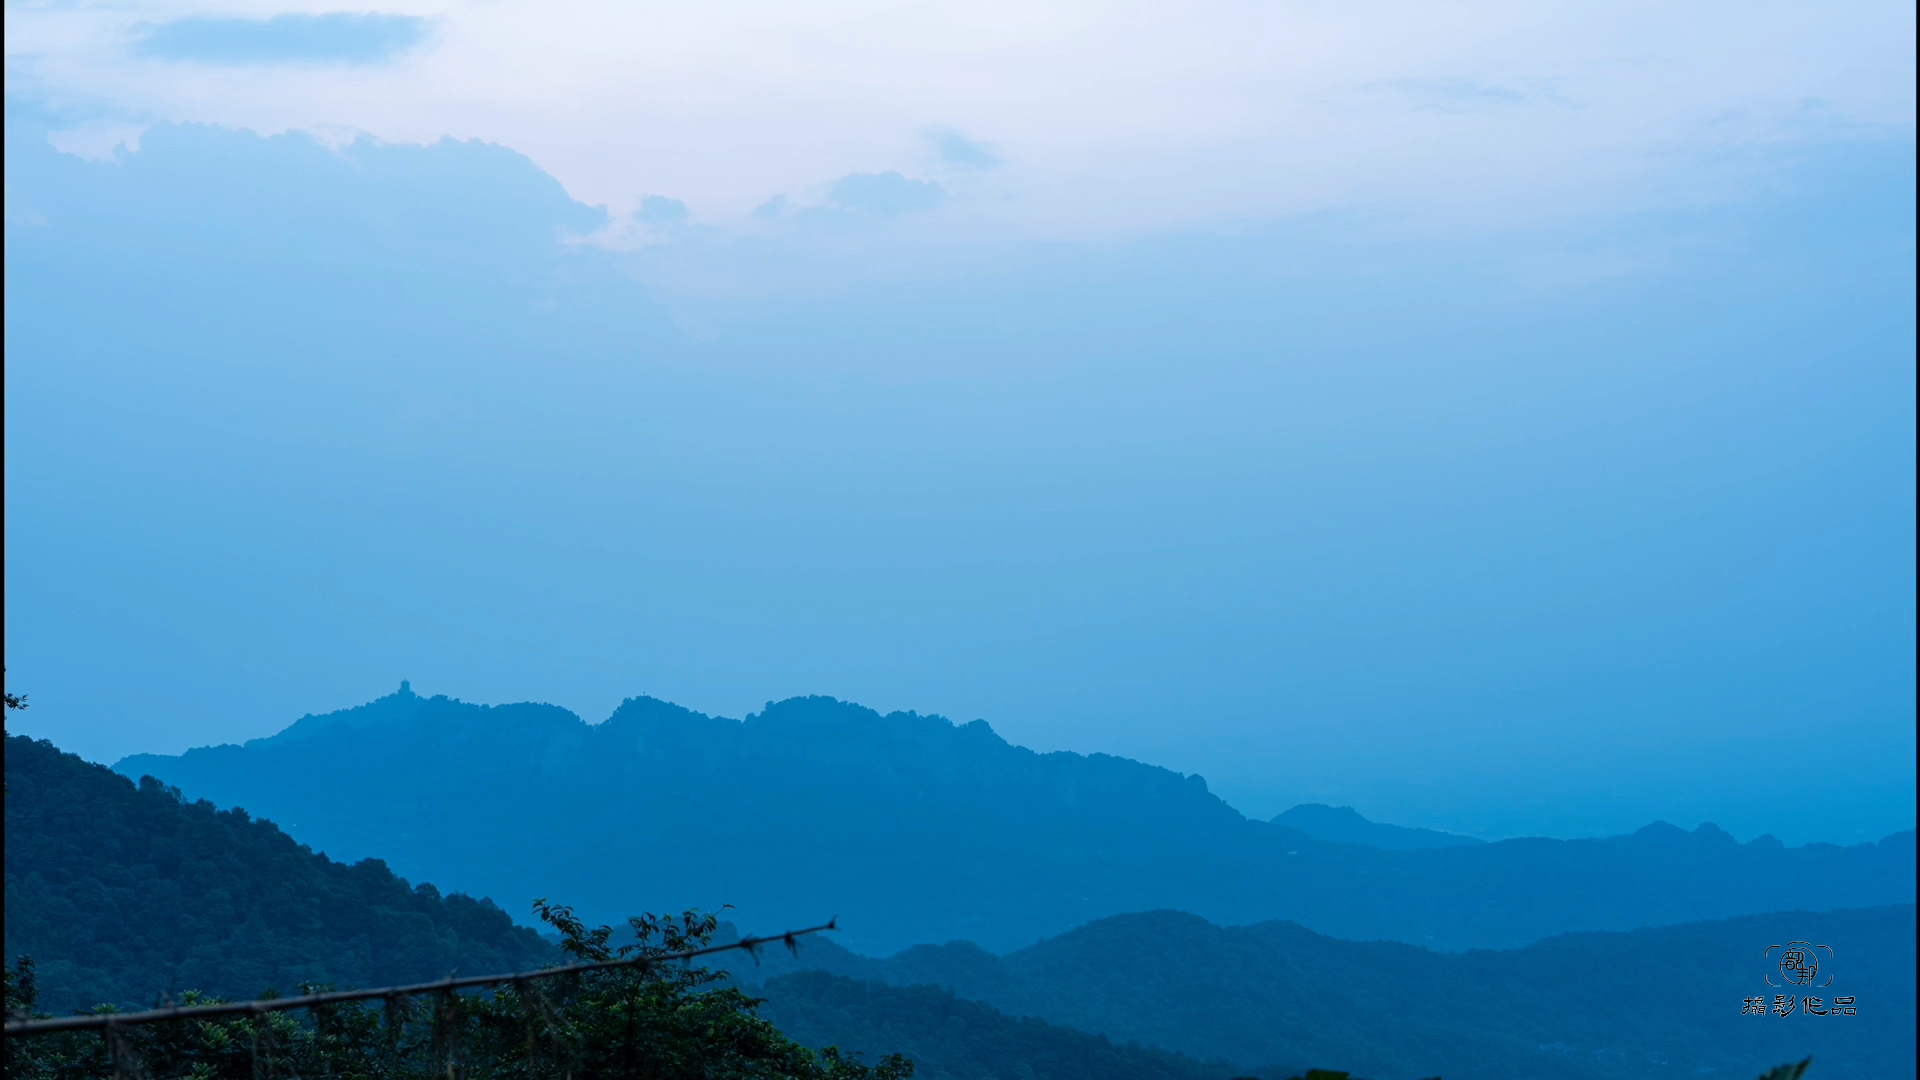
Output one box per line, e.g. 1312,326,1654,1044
3,734,556,1012
2,670,22,789
5,903,910,1079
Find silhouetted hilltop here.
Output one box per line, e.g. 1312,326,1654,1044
738,905,1915,1080
1271,803,1481,849
119,686,1916,954
5,733,556,1012
759,973,1244,1080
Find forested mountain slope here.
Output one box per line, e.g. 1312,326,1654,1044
4,734,556,1012
738,905,1916,1080
121,686,1917,954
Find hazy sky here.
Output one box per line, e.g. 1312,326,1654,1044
4,2,1915,844
10,1,1915,231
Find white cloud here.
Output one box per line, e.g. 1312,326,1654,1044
44,118,149,161
5,1,1914,236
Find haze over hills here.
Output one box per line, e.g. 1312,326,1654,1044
118,686,1916,955
19,722,1899,1079
740,905,1916,1080
0,729,1293,1080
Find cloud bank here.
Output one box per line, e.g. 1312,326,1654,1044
6,1,1913,236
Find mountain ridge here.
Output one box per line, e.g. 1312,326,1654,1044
117,686,1916,955
123,684,1866,848
1271,803,1482,849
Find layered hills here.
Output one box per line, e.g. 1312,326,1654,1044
741,905,1915,1080
119,685,1915,955
3,730,1278,1080
17,725,1897,1078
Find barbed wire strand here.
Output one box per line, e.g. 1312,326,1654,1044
6,921,834,1038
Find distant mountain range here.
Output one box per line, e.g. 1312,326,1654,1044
743,904,1915,1080
1269,804,1480,849
118,686,1916,954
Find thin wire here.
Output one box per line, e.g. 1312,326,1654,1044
5,922,834,1037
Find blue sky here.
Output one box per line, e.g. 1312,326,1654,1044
4,3,1915,844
